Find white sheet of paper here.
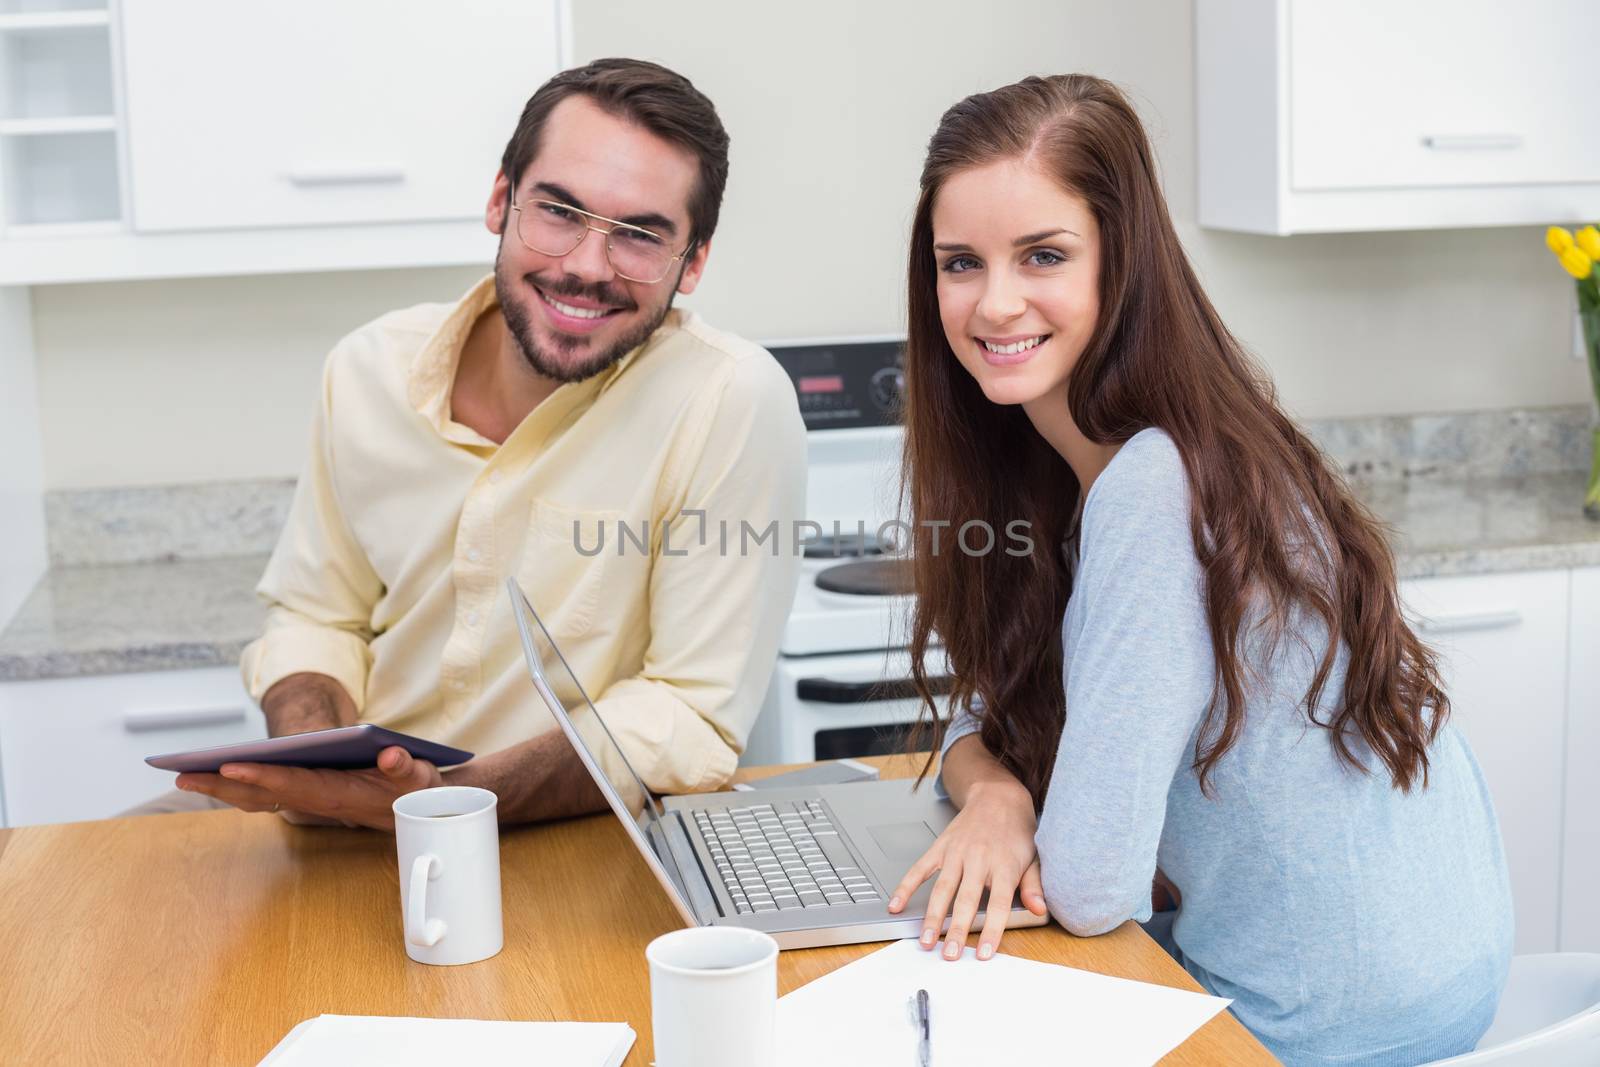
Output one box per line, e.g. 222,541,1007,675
258,1014,636,1067
776,939,1231,1067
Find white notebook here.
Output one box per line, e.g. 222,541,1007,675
777,939,1232,1067
257,1015,636,1067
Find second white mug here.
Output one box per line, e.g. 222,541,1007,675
647,925,779,1067
392,785,503,966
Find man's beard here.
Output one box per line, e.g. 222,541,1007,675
494,248,677,385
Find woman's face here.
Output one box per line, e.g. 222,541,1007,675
932,158,1101,408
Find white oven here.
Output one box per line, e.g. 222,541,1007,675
745,647,952,766
740,338,952,767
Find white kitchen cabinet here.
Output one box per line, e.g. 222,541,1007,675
120,0,561,233
0,667,264,826
1399,569,1570,954
1198,0,1600,234
1562,567,1600,952
0,0,569,282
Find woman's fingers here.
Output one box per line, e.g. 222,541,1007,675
975,869,1023,960
918,860,963,949
1020,859,1048,915
888,842,944,914
942,868,995,960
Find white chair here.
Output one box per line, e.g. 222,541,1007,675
1424,953,1600,1065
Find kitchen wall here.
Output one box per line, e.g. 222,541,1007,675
27,0,1589,490
0,290,46,623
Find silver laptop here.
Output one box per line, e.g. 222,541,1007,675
507,577,1048,950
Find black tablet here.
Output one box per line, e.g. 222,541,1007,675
145,723,474,773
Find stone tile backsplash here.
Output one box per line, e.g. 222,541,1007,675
45,405,1596,566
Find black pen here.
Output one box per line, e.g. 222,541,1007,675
916,987,930,1067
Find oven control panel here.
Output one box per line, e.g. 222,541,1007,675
769,340,904,430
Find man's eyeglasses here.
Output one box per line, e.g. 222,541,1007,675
510,198,688,284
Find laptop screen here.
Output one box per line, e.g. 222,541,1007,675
506,579,667,828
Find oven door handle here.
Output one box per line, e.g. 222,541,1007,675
795,675,954,704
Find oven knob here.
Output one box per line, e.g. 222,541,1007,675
868,366,903,411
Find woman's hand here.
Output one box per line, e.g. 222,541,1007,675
886,777,1050,960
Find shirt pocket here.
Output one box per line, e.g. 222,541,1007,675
519,498,626,641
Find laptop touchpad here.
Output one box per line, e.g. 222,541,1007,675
867,821,938,863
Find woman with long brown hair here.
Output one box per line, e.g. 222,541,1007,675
884,74,1512,1065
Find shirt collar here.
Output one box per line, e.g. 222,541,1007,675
408,275,500,442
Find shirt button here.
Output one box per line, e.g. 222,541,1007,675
466,548,481,563
452,680,467,691
465,610,480,626
488,471,502,485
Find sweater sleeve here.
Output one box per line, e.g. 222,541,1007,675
1034,432,1216,936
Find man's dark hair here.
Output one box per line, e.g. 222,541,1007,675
500,57,730,250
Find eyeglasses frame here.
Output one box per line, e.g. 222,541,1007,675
508,197,691,284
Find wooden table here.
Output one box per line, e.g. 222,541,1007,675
0,755,1276,1064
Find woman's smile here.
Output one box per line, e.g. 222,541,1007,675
977,333,1052,365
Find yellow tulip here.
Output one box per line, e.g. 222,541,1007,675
1561,246,1594,279
1549,226,1576,254
1579,226,1600,261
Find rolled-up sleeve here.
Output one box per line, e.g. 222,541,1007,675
591,355,806,794
240,354,382,711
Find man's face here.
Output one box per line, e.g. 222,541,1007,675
486,95,711,384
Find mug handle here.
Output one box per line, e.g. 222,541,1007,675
406,854,448,947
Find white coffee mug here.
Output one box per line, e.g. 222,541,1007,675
392,786,502,966
646,926,779,1067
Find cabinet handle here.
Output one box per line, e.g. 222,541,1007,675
1414,608,1523,634
1419,134,1523,152
122,707,247,733
285,165,405,186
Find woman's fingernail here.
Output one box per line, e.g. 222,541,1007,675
944,942,961,960
888,896,902,911
978,943,994,960
920,930,935,947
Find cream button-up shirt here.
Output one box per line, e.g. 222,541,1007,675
240,276,806,793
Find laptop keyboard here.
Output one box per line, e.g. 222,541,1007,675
691,800,882,915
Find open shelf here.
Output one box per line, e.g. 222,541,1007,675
1,127,118,227
0,0,119,230
0,19,112,120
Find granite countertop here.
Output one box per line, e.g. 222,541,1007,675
4,471,1600,683
1377,471,1600,578
0,555,269,682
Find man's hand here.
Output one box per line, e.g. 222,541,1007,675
174,745,442,831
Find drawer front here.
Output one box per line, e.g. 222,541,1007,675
0,668,264,826
121,0,561,232
1289,0,1600,191
1400,569,1568,954
1563,567,1600,951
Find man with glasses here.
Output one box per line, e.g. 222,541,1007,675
160,59,806,829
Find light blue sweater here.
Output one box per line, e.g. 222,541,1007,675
945,429,1512,1066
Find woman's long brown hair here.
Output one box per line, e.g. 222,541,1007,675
905,75,1447,808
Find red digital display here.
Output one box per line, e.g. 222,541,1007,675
799,375,845,394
